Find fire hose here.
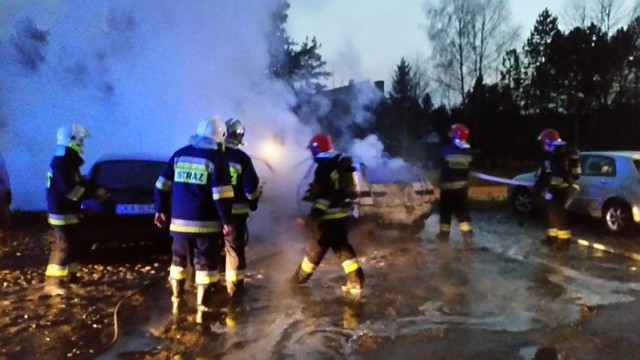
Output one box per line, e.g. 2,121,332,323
470,171,534,187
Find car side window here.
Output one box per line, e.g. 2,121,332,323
581,155,616,177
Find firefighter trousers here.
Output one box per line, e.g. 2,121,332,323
46,224,85,279
293,217,364,287
171,233,221,284
221,215,248,286
439,187,472,235
544,187,572,249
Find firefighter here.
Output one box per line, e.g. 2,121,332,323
154,117,235,324
291,134,364,295
219,118,261,299
437,123,474,245
44,124,92,296
534,129,581,252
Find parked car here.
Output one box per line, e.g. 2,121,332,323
297,159,435,234
80,154,170,247
0,152,11,231
509,151,640,234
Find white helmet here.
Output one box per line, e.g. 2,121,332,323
57,124,91,148
196,117,226,143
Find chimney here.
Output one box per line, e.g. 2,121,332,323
374,80,384,93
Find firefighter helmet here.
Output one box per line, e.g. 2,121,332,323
449,123,469,142
196,117,226,143
308,134,333,156
538,128,564,146
225,118,245,146
56,124,91,149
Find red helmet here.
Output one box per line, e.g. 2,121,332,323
449,123,469,142
538,128,562,146
308,134,333,155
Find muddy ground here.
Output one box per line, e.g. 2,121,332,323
0,213,170,360
2,192,640,359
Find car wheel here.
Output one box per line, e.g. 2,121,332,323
603,201,634,234
512,187,534,214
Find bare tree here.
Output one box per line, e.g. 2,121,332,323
595,0,626,34
409,55,431,100
468,0,519,81
424,0,517,104
562,0,590,29
425,0,474,103
561,0,630,34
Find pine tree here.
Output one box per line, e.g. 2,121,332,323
523,8,560,113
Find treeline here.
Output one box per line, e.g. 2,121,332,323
375,7,640,169
273,2,640,170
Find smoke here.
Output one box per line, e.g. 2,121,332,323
0,0,313,211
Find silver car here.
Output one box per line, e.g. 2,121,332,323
509,151,640,234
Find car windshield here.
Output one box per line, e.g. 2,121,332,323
91,160,166,190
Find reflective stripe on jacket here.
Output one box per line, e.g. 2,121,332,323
154,143,233,234
46,145,87,224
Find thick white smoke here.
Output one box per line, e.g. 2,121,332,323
0,0,312,211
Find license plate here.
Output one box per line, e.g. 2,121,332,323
115,204,155,215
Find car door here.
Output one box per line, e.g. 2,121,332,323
571,154,617,217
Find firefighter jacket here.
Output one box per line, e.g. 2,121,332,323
46,145,89,226
534,145,581,196
224,142,261,216
439,141,473,190
154,137,234,235
304,151,355,221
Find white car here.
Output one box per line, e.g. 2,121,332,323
0,152,10,231
509,151,640,234
298,159,435,234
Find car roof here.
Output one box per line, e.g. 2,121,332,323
93,153,169,163
581,151,640,159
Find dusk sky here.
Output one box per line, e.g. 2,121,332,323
286,0,633,88
0,0,636,210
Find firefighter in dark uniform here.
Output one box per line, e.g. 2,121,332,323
154,117,235,324
45,124,92,296
534,129,581,251
437,123,474,244
292,134,365,295
220,118,261,298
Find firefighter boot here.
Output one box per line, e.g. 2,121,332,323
341,268,364,296
44,276,67,297
341,280,363,296
291,260,313,288
169,278,185,317
555,238,571,252
462,230,474,248
195,284,213,324
436,231,450,242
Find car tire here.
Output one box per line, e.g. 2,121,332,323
603,200,634,234
512,187,534,214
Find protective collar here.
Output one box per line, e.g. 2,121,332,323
189,135,219,150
